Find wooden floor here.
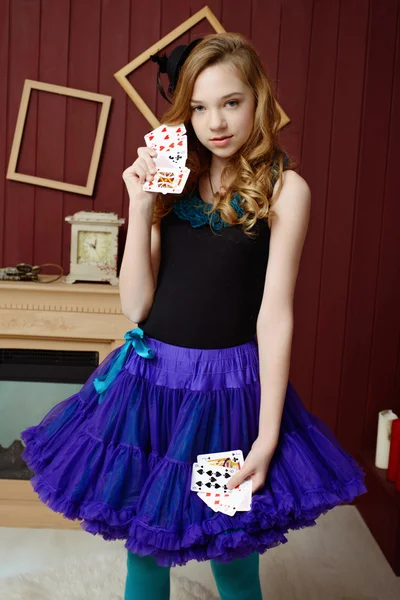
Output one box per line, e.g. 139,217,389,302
0,480,82,530
0,506,399,599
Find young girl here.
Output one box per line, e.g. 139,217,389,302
20,32,367,600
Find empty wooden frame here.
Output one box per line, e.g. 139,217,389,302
6,79,112,196
114,5,289,130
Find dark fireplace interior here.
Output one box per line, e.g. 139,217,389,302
0,347,99,480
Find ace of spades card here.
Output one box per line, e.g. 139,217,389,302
143,123,190,194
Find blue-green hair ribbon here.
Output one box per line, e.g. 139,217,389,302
93,327,155,404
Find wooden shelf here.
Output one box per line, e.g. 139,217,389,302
358,445,400,506
354,445,400,576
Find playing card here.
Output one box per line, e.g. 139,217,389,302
200,488,247,515
232,480,252,511
142,166,190,195
200,491,232,512
143,123,189,194
197,450,244,509
170,166,190,193
215,492,243,516
191,463,237,494
194,450,252,515
198,481,252,515
197,450,244,470
147,136,187,155
153,147,187,170
144,123,186,146
144,124,186,154
208,480,252,512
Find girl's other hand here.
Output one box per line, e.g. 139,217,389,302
122,146,158,206
225,437,277,494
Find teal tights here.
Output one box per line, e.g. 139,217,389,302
124,550,262,600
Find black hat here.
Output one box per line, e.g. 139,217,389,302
150,38,203,103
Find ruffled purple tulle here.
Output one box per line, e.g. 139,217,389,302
20,334,367,567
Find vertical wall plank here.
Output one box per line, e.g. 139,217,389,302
337,0,400,452
311,0,370,441
395,337,400,404
221,0,251,37
61,0,101,273
190,0,222,40
363,9,400,446
3,0,40,265
289,0,341,412
33,0,70,269
94,0,130,216
157,0,192,122
0,0,10,266
277,0,313,161
251,0,282,88
122,0,161,227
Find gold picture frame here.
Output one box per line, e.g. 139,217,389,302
114,5,289,130
6,79,112,196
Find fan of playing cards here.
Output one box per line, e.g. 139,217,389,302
191,450,252,516
143,123,190,194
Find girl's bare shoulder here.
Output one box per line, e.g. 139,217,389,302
271,169,311,227
275,169,310,191
273,169,311,205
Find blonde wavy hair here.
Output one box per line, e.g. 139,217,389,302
153,32,298,236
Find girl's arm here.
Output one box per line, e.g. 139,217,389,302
119,202,161,323
119,147,161,323
255,170,311,448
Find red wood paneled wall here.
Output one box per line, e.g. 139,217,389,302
1,0,399,457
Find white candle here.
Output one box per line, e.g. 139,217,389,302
375,409,399,469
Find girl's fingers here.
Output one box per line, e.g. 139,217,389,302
137,157,155,181
138,146,158,174
145,153,157,174
134,163,152,185
133,165,146,184
123,148,157,185
148,159,157,174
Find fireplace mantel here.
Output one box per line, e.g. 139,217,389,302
0,275,133,360
0,275,134,529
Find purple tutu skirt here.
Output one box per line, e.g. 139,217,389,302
20,327,367,567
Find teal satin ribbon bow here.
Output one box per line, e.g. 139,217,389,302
93,327,155,404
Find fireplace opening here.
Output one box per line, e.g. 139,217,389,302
0,347,99,480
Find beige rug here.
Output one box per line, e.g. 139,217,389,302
0,544,218,600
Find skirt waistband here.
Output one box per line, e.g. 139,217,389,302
144,331,259,361
93,327,260,400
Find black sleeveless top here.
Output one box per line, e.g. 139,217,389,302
138,157,289,348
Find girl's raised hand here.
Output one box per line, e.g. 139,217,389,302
122,146,158,206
